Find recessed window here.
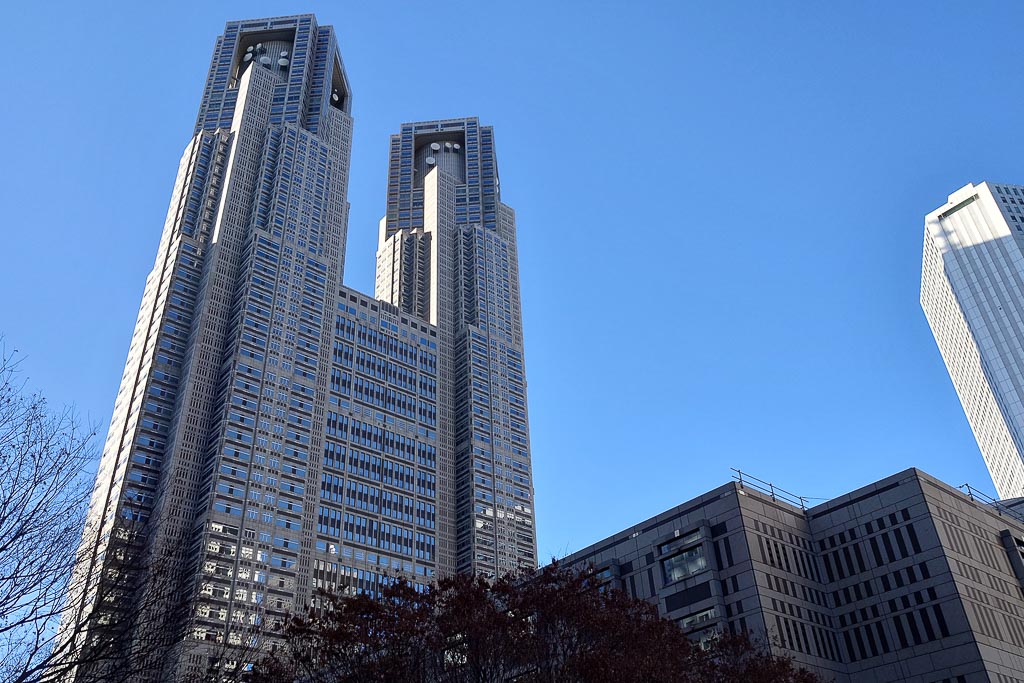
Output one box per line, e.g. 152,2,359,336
661,544,706,583
680,607,716,629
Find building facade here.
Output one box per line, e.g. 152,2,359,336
59,15,535,682
922,182,1024,499
375,119,537,578
563,468,1024,683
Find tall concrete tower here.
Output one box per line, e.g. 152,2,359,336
60,15,442,681
60,17,538,683
922,181,1024,499
375,119,537,578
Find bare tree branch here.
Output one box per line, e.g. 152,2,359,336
0,341,97,683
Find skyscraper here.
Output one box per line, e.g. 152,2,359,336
921,181,1024,499
375,119,537,578
59,15,535,681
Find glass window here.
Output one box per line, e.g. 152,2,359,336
661,544,706,583
680,607,716,629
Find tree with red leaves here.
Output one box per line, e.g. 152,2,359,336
252,562,824,683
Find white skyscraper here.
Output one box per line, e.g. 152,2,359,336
921,181,1024,498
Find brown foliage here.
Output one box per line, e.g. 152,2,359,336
253,562,824,683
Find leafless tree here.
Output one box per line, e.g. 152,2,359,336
0,340,275,683
0,341,95,682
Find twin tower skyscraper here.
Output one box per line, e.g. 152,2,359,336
61,14,535,679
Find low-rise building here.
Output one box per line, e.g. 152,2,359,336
563,468,1024,682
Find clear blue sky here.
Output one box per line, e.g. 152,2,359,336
2,1,1019,560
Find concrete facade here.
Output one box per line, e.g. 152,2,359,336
58,16,535,681
375,119,537,578
563,469,1024,682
